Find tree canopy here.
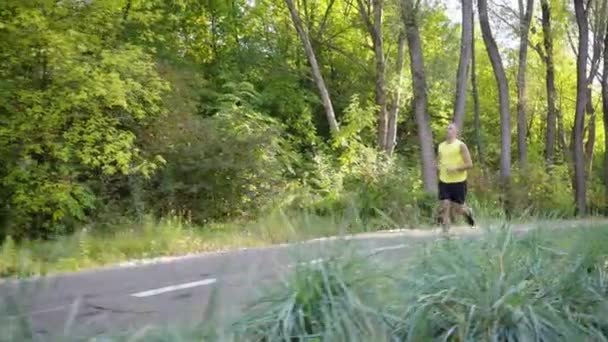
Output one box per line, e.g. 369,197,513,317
0,0,606,240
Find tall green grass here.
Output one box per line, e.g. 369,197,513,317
232,248,396,341
0,209,370,279
392,227,608,341
2,222,608,341
230,222,608,341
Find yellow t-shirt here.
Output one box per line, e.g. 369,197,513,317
438,139,467,183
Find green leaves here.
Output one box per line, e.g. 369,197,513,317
0,1,168,238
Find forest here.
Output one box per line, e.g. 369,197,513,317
0,0,607,242
5,1,608,341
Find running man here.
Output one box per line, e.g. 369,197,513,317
436,123,475,232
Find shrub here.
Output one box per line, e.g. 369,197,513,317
143,82,296,223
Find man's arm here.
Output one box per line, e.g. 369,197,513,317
455,142,473,171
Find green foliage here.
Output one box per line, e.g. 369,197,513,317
145,81,295,223
0,236,17,277
0,0,603,242
0,1,167,238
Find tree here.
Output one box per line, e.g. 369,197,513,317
452,0,473,130
573,0,588,215
516,0,535,168
603,23,608,208
402,0,438,193
284,0,339,133
583,0,608,176
357,0,389,151
489,0,533,168
478,0,512,186
471,7,484,165
387,32,408,154
539,0,558,168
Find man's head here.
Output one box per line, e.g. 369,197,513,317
446,122,458,141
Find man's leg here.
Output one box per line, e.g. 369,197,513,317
437,182,449,230
452,181,475,227
440,200,451,233
453,204,475,227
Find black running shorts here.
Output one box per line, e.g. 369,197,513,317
438,181,467,205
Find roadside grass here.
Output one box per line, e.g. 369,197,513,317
232,248,396,341
2,220,608,341
0,193,580,280
231,221,608,341
392,226,608,341
4,191,510,280
0,207,376,279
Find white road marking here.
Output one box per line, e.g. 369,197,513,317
130,278,217,298
370,244,407,253
31,305,68,316
2,305,68,319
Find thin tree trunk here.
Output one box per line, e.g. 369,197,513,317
583,0,607,180
387,32,407,154
516,0,534,168
573,0,588,215
557,107,567,154
602,26,608,209
452,0,473,130
356,0,389,150
285,0,339,133
541,0,557,168
478,0,511,185
471,8,484,165
585,109,596,177
402,0,438,193
584,87,595,175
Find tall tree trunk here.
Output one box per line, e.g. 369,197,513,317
387,32,407,154
573,0,588,215
584,87,595,177
602,26,608,209
285,0,339,133
585,108,596,177
541,0,557,168
356,0,389,150
402,0,438,193
582,0,607,180
516,0,534,168
471,7,484,165
452,0,473,130
478,0,512,185
557,107,568,153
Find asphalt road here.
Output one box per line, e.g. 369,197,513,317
0,219,603,340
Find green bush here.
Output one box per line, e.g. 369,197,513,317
143,82,296,223
0,3,168,239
